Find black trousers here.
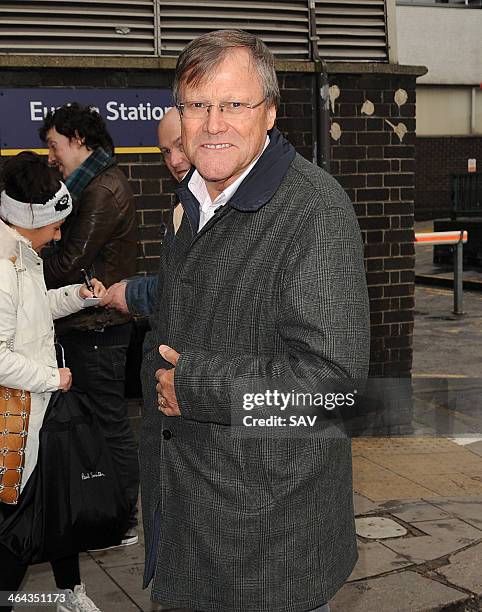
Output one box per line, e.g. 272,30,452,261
58,323,139,527
0,545,80,612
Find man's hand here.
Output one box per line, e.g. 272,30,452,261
156,344,181,416
101,281,129,314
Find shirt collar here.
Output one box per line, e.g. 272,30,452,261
175,128,296,233
188,135,270,214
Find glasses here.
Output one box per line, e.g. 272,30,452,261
177,98,266,119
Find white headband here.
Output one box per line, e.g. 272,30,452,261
0,182,72,229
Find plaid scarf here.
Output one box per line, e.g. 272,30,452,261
65,147,115,203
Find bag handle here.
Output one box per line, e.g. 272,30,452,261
55,342,66,368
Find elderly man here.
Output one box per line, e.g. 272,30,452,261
104,107,190,315
141,30,370,612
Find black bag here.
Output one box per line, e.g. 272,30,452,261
0,388,130,564
35,388,130,562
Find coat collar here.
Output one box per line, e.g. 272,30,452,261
0,218,31,260
175,127,296,233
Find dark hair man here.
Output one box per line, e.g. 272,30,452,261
141,30,370,612
39,103,139,547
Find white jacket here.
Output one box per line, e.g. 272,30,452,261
0,219,85,490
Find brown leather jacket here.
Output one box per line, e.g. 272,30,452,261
43,164,137,333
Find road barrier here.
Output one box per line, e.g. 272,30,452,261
415,231,468,315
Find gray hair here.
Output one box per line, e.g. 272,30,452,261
173,29,280,109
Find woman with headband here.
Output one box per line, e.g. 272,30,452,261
0,151,105,612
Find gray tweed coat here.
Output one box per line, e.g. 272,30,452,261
140,129,370,612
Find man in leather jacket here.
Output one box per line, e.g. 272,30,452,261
40,103,139,546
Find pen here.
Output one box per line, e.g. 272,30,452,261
80,268,94,294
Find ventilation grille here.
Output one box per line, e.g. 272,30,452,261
158,0,310,59
0,0,389,61
315,0,388,60
0,0,156,55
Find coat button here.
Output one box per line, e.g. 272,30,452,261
162,429,172,440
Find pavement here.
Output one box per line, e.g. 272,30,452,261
16,221,482,612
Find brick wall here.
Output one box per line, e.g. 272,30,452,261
329,74,416,376
117,152,177,275
416,136,482,220
0,66,418,377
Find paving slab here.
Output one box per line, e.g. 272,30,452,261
428,497,482,529
330,570,469,612
406,473,482,497
103,563,163,611
18,554,139,612
382,516,482,564
352,436,466,455
346,541,413,581
353,475,438,501
363,451,482,477
104,563,193,611
353,493,383,515
382,538,474,565
379,500,451,523
436,541,482,597
91,540,146,570
352,456,398,479
412,517,482,540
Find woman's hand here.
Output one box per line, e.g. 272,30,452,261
79,278,107,299
58,367,72,392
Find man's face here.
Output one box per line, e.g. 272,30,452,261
179,48,276,198
158,111,191,182
45,128,85,179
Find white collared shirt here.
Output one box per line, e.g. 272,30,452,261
189,136,270,232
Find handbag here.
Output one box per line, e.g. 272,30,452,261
0,386,31,505
0,388,131,564
0,259,31,505
31,387,131,562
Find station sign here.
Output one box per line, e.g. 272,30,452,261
0,88,174,155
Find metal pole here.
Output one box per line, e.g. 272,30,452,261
453,232,464,315
317,70,331,173
308,0,330,173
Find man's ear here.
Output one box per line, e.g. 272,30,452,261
73,131,85,148
266,104,277,131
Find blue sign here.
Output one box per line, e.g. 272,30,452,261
0,88,174,154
